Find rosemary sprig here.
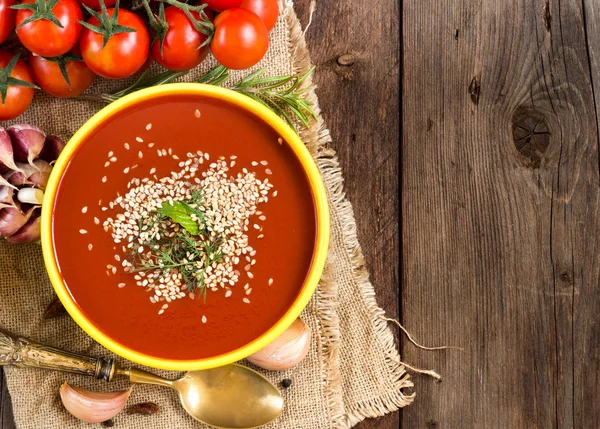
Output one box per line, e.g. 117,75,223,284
77,65,317,130
126,189,223,298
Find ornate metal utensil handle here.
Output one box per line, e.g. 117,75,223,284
0,327,115,381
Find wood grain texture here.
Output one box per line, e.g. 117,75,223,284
0,0,401,428
403,0,600,427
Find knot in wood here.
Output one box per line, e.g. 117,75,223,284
511,107,550,169
336,53,356,66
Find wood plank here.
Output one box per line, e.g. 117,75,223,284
294,0,400,427
1,370,15,429
402,0,600,427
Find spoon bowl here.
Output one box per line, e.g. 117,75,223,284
127,364,283,429
175,366,284,428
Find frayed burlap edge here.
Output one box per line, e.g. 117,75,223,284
283,2,415,427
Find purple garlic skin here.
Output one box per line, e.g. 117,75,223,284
0,186,16,209
8,124,46,167
39,136,66,163
0,203,34,238
0,128,20,172
7,214,40,243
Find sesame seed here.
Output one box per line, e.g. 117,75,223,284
81,206,88,213
148,142,155,148
102,176,107,183
158,309,164,315
243,298,250,304
79,229,87,234
110,156,117,162
146,123,152,130
252,161,258,166
136,137,144,143
225,290,232,298
138,151,143,159
123,167,130,174
124,143,130,150
104,161,110,168
111,267,117,274
268,278,273,286
150,167,156,174
260,160,268,166
277,137,283,145
194,109,201,118
247,272,254,279
88,244,93,251
273,190,278,197
118,283,126,288
265,168,272,175
202,315,207,323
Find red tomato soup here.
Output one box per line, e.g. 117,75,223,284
51,95,317,360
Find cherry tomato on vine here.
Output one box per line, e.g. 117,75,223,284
202,0,243,12
211,8,268,70
150,6,210,71
77,0,115,10
0,0,16,44
79,1,149,79
29,52,95,97
13,0,82,57
0,51,37,120
241,0,278,31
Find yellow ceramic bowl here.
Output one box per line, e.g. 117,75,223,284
41,83,330,371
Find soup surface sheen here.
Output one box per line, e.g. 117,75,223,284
52,95,317,360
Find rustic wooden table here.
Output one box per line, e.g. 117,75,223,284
0,0,401,427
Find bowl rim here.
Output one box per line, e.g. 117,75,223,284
40,83,330,371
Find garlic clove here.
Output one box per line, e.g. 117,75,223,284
0,172,17,190
247,318,311,371
38,135,66,163
0,203,34,238
28,159,52,190
0,186,16,207
60,382,132,424
17,187,44,205
7,214,40,243
0,128,20,172
8,124,46,168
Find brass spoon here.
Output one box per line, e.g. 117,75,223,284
0,328,283,429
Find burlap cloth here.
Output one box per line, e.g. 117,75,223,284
0,1,412,427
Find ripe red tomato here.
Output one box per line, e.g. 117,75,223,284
29,52,95,97
77,0,115,10
211,8,268,70
202,0,243,11
151,6,210,71
79,7,149,79
0,0,16,44
241,0,278,31
14,0,82,57
0,51,35,120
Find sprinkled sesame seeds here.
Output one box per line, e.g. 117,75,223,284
138,151,143,159
79,229,87,234
273,190,278,197
88,244,93,251
268,278,273,286
247,272,254,279
225,290,232,298
136,137,144,142
202,315,207,323
123,167,130,174
118,283,126,288
277,137,283,144
194,109,201,118
265,168,272,175
260,160,268,166
110,156,117,162
104,161,111,168
81,206,88,213
242,298,250,304
94,217,100,225
102,176,107,183
252,161,258,166
108,151,114,157
146,123,152,130
124,143,130,150
148,142,155,148
150,167,156,174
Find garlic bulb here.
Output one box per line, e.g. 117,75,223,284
247,318,311,371
59,382,132,423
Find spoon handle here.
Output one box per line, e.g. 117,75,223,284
0,327,115,381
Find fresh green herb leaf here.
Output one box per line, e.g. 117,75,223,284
157,200,202,235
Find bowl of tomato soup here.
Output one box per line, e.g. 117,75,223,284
40,84,329,371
